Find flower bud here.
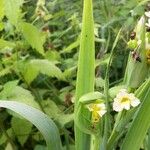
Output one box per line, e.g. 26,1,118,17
124,16,150,88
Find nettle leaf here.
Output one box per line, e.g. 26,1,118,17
22,59,64,84
11,117,32,146
0,0,5,21
21,22,46,55
43,100,74,127
0,39,15,50
5,143,13,150
0,80,39,109
4,0,24,26
0,128,14,145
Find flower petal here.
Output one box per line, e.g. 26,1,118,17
131,98,140,107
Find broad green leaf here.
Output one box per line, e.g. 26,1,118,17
22,59,63,84
0,39,15,50
0,80,39,109
0,67,12,77
4,0,24,26
0,128,14,145
11,117,32,146
0,0,5,20
0,22,4,31
43,100,74,127
21,22,46,55
0,101,62,150
5,143,13,150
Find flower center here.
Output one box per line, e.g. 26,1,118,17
121,97,130,103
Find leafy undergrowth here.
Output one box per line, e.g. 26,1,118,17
0,0,148,150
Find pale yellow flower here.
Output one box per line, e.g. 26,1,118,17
87,103,106,123
113,89,140,112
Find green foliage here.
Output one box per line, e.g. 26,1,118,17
11,117,32,146
0,101,62,150
0,39,15,49
0,0,149,149
0,80,39,109
74,0,95,149
22,59,64,84
4,0,24,26
21,23,46,55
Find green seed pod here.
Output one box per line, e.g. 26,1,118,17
127,39,138,50
124,16,150,88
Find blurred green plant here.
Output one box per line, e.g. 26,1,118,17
0,0,150,150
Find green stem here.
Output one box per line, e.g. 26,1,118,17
103,28,122,149
91,135,101,150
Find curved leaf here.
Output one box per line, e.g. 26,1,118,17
0,100,62,150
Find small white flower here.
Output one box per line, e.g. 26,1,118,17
146,19,150,28
87,102,106,123
145,11,150,18
113,89,140,112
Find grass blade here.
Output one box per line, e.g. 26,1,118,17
0,100,62,150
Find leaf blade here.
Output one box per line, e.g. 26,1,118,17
0,101,62,150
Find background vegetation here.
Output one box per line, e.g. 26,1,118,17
0,0,149,149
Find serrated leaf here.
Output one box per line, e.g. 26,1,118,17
0,128,13,145
43,100,74,127
0,67,12,77
0,101,62,150
23,59,63,84
11,117,32,146
5,143,13,150
21,22,46,55
4,0,24,26
0,39,15,50
0,80,40,109
0,0,5,21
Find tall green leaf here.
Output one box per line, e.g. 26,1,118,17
75,0,95,149
0,101,62,150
